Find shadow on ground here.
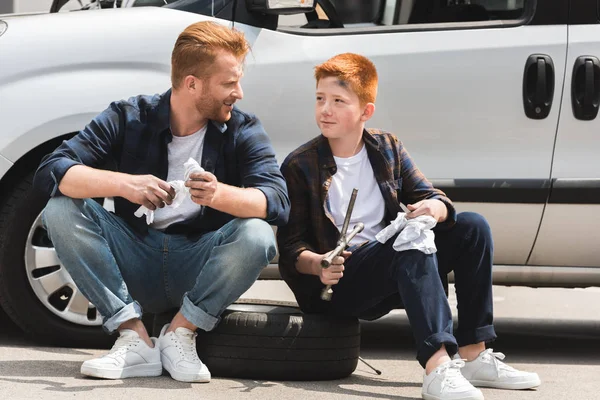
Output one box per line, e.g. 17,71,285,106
360,313,600,366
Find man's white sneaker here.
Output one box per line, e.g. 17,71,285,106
422,359,484,400
80,330,162,379
157,324,211,383
457,349,541,390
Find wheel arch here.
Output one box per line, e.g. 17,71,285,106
0,132,77,206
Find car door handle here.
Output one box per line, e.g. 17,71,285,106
523,54,555,120
572,56,600,121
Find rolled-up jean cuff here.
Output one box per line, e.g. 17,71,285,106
180,296,220,332
455,325,497,347
417,332,458,369
103,301,143,333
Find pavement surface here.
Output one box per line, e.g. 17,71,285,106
0,283,599,400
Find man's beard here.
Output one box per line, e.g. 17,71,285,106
196,94,231,124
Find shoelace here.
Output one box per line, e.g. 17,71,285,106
480,348,518,372
439,359,470,391
174,330,200,362
106,335,139,358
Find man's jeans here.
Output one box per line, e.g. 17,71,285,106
313,212,496,368
42,197,277,334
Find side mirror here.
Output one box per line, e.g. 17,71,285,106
246,0,315,15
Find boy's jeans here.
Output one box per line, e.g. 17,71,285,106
311,212,496,368
43,197,277,333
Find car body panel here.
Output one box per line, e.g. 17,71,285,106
0,8,219,161
529,23,600,267
453,202,544,265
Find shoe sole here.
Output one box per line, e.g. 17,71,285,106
469,377,542,390
422,392,484,400
162,355,211,383
81,362,163,379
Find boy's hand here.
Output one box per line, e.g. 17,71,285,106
406,199,448,222
186,171,219,206
316,250,351,286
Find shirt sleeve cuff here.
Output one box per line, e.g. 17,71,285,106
255,185,288,226
49,158,82,197
433,196,457,230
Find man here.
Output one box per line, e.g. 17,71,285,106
277,53,539,400
34,21,289,383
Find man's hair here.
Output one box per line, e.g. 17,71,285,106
314,53,378,105
171,21,250,89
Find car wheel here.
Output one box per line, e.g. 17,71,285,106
153,304,361,380
0,172,111,348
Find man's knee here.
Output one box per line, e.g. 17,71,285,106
231,218,277,263
43,196,84,230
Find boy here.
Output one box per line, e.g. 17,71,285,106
277,53,539,400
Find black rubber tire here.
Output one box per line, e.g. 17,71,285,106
0,173,111,348
154,304,361,381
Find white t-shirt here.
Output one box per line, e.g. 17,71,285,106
328,144,386,245
151,125,207,230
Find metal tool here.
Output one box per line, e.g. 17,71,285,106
320,188,364,301
399,202,410,214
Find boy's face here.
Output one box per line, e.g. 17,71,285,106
315,76,368,139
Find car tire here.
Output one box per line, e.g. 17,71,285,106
153,304,361,381
0,172,112,348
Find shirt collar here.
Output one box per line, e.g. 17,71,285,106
153,88,228,136
317,128,381,168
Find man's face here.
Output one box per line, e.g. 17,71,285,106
194,50,244,123
315,76,365,139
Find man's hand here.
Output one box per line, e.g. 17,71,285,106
122,174,175,210
406,199,448,222
316,250,351,286
185,171,219,206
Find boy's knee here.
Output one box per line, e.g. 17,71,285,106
456,212,493,249
396,250,437,275
458,212,491,236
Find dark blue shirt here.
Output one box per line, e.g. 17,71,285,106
34,89,290,235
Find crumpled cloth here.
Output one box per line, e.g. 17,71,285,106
375,212,438,254
134,157,204,224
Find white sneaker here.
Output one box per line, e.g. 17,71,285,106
80,330,162,379
457,349,541,390
157,324,211,383
422,359,484,400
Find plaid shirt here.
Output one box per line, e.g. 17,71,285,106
276,128,456,310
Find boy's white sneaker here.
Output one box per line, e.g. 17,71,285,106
80,330,162,379
457,349,541,390
422,359,484,400
157,324,211,383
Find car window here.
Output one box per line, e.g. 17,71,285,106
401,0,528,25
279,0,530,29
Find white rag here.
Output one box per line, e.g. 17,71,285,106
134,157,204,224
375,212,438,254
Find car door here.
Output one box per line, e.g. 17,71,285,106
243,0,567,266
528,0,600,272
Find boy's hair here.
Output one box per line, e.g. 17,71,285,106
171,21,250,89
314,53,378,105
